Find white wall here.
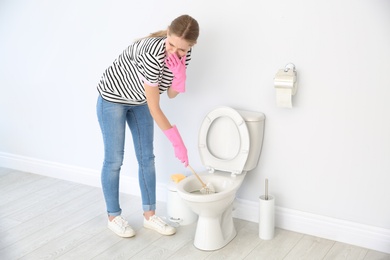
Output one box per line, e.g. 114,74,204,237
1,0,390,252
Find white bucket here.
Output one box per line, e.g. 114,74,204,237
167,181,197,225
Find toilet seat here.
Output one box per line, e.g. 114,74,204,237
198,107,250,175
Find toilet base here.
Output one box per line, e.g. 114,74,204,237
193,204,237,251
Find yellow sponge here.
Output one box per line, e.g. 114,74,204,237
171,173,186,183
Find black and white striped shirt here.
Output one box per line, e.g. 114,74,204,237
97,37,192,105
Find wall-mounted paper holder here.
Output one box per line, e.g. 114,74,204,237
274,63,298,108
274,63,297,95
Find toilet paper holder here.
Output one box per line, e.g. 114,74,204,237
284,63,296,73
274,63,297,95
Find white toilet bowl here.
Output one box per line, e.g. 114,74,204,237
177,172,245,251
177,106,265,251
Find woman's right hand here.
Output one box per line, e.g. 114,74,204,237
163,125,189,167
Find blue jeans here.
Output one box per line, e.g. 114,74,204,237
96,96,156,216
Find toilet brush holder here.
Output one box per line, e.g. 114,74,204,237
259,194,275,240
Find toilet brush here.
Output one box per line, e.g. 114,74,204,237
187,165,215,194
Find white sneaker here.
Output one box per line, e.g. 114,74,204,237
143,215,176,235
108,216,135,238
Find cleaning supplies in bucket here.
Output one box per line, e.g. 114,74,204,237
171,173,186,183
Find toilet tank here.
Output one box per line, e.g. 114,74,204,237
237,110,265,171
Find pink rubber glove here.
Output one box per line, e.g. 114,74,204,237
163,125,189,167
165,53,186,93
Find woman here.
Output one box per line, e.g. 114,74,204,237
96,14,199,237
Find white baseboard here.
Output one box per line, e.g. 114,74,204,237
232,198,390,254
1,151,389,254
0,152,168,201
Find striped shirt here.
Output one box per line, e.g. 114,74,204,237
97,37,192,105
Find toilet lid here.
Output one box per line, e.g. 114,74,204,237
198,107,250,175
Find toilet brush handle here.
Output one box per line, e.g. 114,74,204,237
188,165,207,188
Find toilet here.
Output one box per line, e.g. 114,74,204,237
177,106,265,251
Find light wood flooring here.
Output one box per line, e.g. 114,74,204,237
0,167,389,260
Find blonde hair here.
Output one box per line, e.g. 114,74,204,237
145,15,199,45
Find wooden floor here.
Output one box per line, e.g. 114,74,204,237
0,167,389,260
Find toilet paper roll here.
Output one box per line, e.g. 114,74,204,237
274,67,297,108
259,195,275,240
276,88,293,108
